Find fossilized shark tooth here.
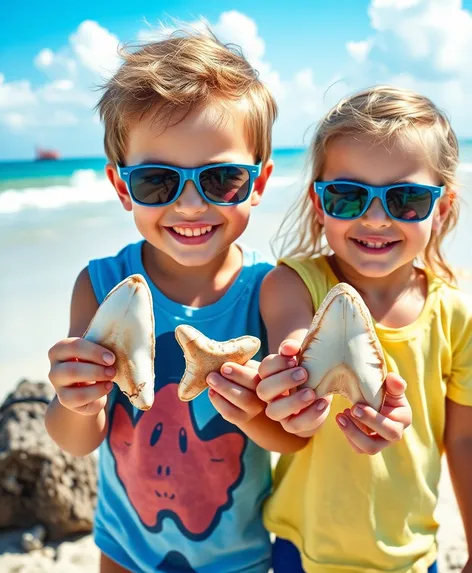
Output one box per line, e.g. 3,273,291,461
175,325,261,402
298,282,387,411
83,274,155,410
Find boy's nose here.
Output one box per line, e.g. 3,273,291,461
361,198,391,227
174,181,208,214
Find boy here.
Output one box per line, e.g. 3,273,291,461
45,30,298,573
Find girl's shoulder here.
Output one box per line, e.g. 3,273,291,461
429,273,472,332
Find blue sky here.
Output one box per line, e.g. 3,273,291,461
2,0,472,159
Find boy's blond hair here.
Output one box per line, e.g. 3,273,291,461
275,85,460,284
96,31,277,166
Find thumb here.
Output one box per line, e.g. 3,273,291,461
278,339,302,358
383,372,408,407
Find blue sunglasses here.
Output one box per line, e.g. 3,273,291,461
314,180,445,222
117,162,261,207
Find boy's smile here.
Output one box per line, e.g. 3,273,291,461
107,101,272,275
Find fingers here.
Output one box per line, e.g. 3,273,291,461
349,404,408,442
384,372,407,398
57,381,113,415
48,338,115,367
49,360,116,387
207,373,264,423
48,337,117,417
278,339,302,357
257,366,308,402
258,353,298,380
265,388,316,420
336,412,389,454
280,399,332,436
219,362,260,392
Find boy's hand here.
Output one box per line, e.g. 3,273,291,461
48,337,116,416
336,372,412,455
207,360,265,426
256,340,332,437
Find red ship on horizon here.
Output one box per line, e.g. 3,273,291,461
35,147,60,161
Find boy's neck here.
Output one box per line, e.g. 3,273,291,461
142,241,243,307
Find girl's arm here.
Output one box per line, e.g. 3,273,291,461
444,398,472,559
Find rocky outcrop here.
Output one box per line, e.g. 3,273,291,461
0,380,97,543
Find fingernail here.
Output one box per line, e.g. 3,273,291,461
222,366,232,375
207,375,219,387
292,369,306,381
103,352,114,364
302,389,315,402
338,416,347,427
353,405,363,418
316,399,327,411
287,358,297,367
105,367,115,377
105,382,113,390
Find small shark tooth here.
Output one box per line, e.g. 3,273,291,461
298,282,387,411
175,325,261,402
83,274,155,410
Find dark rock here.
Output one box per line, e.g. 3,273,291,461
0,379,97,540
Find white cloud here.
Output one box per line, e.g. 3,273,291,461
0,75,36,108
344,0,472,133
346,40,372,62
69,20,120,77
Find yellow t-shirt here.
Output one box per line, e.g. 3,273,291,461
263,256,472,573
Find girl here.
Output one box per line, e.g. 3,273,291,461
255,86,472,573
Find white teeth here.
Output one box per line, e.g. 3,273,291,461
172,225,213,237
357,239,392,249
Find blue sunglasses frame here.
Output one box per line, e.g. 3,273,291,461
117,162,262,207
313,180,445,222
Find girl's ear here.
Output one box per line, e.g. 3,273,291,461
432,188,454,232
105,164,133,212
310,185,325,224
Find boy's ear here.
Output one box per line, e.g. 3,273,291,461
105,164,133,212
250,159,274,207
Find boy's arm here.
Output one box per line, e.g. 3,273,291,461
444,398,472,558
209,265,316,453
45,267,110,457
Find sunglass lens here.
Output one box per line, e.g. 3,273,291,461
130,167,180,205
323,183,368,218
199,166,251,204
386,186,432,221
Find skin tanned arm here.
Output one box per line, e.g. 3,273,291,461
45,268,112,457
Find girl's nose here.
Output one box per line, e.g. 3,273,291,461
174,181,208,214
362,198,391,227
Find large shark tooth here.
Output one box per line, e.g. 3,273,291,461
298,282,387,411
83,274,155,411
175,325,261,402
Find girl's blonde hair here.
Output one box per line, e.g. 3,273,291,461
275,85,460,284
96,30,277,166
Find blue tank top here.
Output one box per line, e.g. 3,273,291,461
88,240,273,573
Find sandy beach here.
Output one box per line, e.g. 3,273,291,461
1,167,471,572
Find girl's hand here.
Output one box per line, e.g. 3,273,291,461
207,360,265,426
256,340,332,437
48,337,116,416
336,372,412,454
